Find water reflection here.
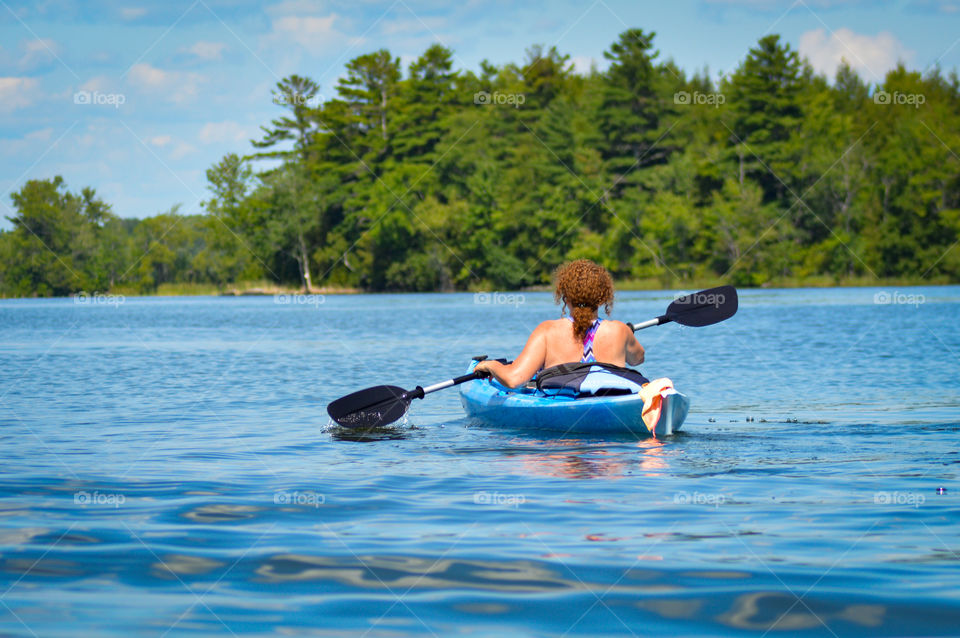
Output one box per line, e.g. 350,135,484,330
506,437,673,479
151,554,224,578
718,592,885,631
181,504,261,523
255,554,581,591
329,426,412,442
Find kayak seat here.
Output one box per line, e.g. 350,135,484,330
536,362,649,398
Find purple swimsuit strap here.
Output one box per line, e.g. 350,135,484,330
568,317,602,363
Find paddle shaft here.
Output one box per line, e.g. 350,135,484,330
404,371,482,401
629,316,667,331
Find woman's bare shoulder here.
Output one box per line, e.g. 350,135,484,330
535,318,567,333
603,319,631,333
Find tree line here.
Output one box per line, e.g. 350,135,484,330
2,30,958,297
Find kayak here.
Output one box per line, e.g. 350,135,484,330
459,360,690,436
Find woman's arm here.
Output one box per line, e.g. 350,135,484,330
474,321,549,388
624,323,645,366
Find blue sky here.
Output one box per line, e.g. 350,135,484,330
2,0,959,228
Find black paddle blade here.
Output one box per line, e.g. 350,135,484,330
327,385,410,428
666,285,738,327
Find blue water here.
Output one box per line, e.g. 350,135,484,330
0,287,958,637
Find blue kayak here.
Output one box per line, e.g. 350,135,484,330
458,360,690,436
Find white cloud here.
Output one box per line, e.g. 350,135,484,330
120,7,147,20
265,0,325,15
0,127,54,157
185,41,227,61
77,132,97,148
18,38,58,70
919,0,960,12
26,127,54,142
380,16,447,36
127,63,204,104
79,76,113,93
198,121,252,144
0,77,40,112
127,63,172,88
135,132,192,159
798,28,913,81
273,14,337,48
169,142,197,160
263,11,357,55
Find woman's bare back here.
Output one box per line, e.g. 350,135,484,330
475,317,645,388
542,318,631,368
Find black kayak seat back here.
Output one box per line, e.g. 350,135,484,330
535,362,649,398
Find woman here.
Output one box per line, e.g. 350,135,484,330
475,259,645,388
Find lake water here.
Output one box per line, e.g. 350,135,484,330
0,287,958,637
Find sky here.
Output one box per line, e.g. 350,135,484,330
1,0,959,228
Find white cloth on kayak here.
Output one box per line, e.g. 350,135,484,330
639,377,675,434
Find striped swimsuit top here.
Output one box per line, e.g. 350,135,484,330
568,317,602,363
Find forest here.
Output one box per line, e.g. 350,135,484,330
2,29,959,297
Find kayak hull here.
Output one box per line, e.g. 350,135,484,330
459,362,689,437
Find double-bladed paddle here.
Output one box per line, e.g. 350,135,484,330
627,284,738,331
327,285,738,428
326,372,485,429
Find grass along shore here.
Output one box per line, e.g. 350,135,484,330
119,274,955,298
108,280,362,297
1,275,952,300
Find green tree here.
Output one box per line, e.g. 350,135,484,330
335,49,401,161
252,75,322,162
724,34,804,201
597,29,678,195
3,177,112,296
199,153,263,286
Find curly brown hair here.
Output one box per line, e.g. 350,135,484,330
553,259,614,341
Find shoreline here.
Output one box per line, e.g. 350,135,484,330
217,285,363,296
0,277,956,301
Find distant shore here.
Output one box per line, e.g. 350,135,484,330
218,285,363,296
0,276,954,301
110,281,364,297
149,276,958,298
